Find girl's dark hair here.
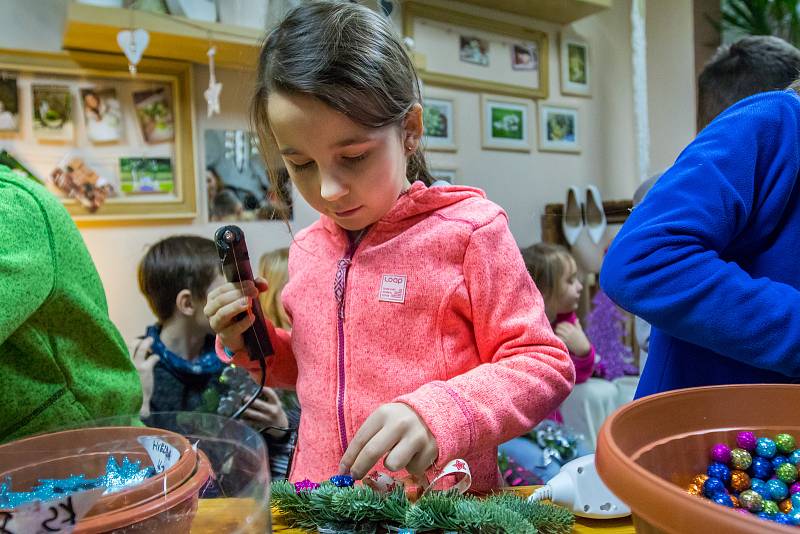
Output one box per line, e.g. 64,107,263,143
138,236,219,322
251,0,433,206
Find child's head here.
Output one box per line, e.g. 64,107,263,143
251,1,433,231
211,190,243,220
138,236,222,330
258,247,290,330
698,35,800,130
521,243,582,319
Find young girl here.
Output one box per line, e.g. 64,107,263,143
204,1,573,492
520,243,619,443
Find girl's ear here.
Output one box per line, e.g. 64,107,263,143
402,103,424,154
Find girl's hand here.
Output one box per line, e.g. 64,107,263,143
554,321,592,357
204,278,268,351
243,387,290,437
132,336,158,417
339,403,439,481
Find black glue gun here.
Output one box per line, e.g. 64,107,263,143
214,225,274,362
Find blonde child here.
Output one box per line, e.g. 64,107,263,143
204,1,573,492
258,247,290,330
520,243,620,446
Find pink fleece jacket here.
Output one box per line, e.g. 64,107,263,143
218,182,574,492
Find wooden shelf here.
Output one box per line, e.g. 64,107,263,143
63,2,262,70
441,0,612,25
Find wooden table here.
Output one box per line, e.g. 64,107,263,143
192,487,636,533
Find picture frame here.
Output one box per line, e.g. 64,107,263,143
560,34,591,97
481,94,534,152
539,104,580,153
429,167,457,185
0,49,196,222
403,2,548,100
422,96,456,152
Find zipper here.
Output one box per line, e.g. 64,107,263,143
333,229,368,454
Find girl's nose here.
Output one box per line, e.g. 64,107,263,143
320,173,348,201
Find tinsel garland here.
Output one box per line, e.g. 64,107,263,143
271,480,574,533
586,289,638,380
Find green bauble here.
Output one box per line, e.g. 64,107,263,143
776,463,799,484
730,448,752,471
762,499,780,515
739,490,763,512
776,433,797,455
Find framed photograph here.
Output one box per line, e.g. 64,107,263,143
32,84,73,142
429,167,457,185
481,94,533,152
403,2,548,99
119,157,174,194
422,97,455,152
459,36,489,67
539,105,580,153
132,87,174,144
0,77,19,132
205,129,292,222
511,43,538,72
0,48,196,222
80,87,123,143
560,35,591,97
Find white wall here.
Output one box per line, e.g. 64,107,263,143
0,0,697,344
646,0,697,177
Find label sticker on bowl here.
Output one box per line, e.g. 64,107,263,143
0,487,103,533
137,436,180,474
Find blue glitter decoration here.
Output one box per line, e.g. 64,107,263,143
0,456,155,509
703,477,726,497
790,510,800,525
792,493,800,510
790,450,800,466
767,479,789,501
756,438,777,459
774,513,793,525
751,457,774,480
712,492,733,507
772,455,790,469
329,475,354,488
752,479,772,500
707,462,731,483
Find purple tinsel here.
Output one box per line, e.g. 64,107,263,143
585,290,638,380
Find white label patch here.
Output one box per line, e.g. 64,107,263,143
379,274,407,303
138,436,180,474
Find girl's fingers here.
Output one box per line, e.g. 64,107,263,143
382,436,423,473
209,297,252,332
347,427,402,480
204,282,259,317
405,444,438,479
218,312,255,344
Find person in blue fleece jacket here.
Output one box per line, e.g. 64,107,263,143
602,86,800,398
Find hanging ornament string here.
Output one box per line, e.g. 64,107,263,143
204,43,223,117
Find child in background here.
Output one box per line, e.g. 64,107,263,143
499,243,611,482
135,235,294,479
204,1,573,492
0,165,141,442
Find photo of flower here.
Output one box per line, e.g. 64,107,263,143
32,84,73,141
132,87,175,143
422,97,455,151
560,35,591,97
539,105,580,153
481,95,532,152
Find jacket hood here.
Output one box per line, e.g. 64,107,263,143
320,181,486,234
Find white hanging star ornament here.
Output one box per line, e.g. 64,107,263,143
204,46,222,117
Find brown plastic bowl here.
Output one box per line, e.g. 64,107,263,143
596,384,800,533
0,426,195,519
75,449,212,533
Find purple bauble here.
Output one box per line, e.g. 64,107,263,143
710,443,732,464
738,431,758,451
790,482,800,495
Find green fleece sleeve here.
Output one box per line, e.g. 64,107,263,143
0,183,55,345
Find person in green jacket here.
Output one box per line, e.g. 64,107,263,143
0,165,141,443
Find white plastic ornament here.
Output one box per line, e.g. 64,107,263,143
204,46,222,117
116,28,150,75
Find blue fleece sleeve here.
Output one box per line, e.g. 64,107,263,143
601,91,800,375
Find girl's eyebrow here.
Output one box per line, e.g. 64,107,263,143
280,136,373,156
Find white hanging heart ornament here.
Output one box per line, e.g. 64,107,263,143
116,29,150,74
